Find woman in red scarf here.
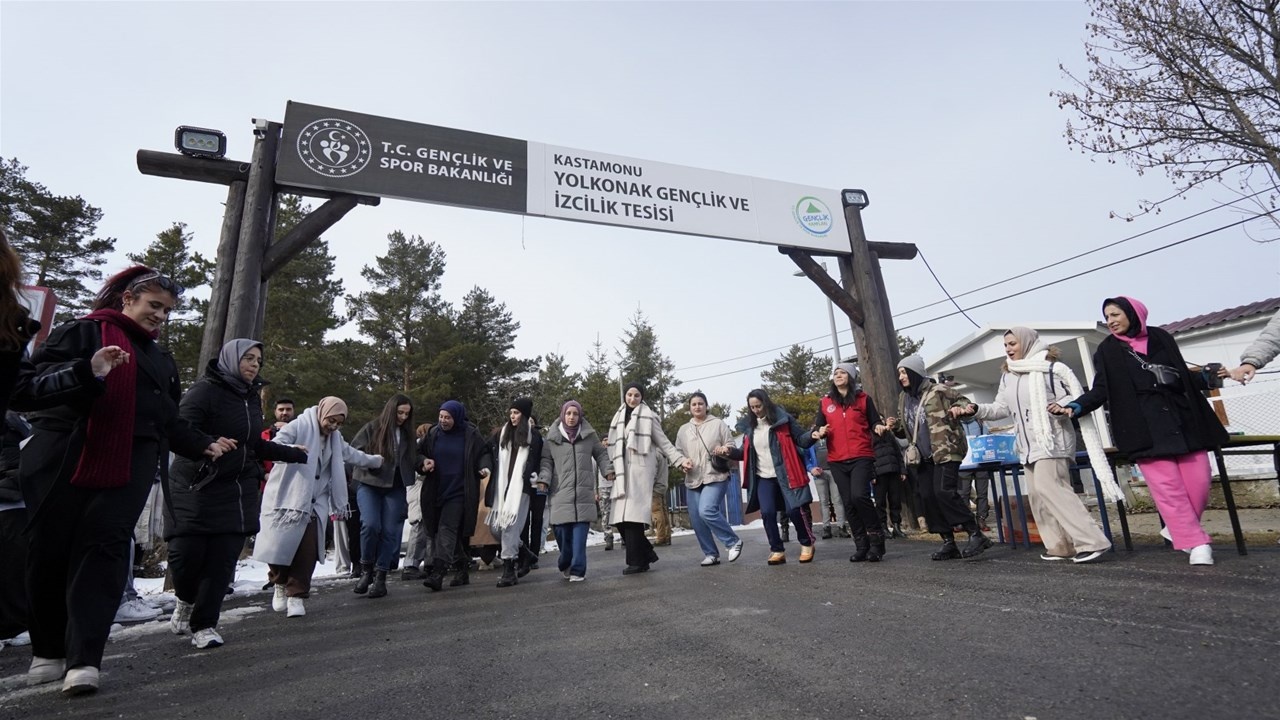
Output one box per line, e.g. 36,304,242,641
12,266,234,695
715,389,817,565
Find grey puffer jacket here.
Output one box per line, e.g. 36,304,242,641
1241,310,1280,370
540,419,611,526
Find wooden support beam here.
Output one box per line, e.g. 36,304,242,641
842,205,900,424
225,123,280,342
784,249,865,325
867,241,917,261
261,195,361,278
137,150,250,186
198,180,247,371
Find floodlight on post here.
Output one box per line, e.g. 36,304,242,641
175,126,227,159
841,189,869,210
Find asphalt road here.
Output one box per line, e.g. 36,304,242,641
1,531,1277,720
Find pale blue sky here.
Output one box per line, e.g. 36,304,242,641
2,1,1276,409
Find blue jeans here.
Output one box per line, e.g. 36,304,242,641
553,522,590,578
757,476,812,552
356,483,408,571
687,480,741,557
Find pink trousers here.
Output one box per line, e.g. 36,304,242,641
1136,451,1212,550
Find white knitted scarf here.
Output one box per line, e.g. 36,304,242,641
607,403,658,500
493,426,532,529
1006,348,1123,503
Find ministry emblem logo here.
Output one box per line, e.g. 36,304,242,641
296,119,372,177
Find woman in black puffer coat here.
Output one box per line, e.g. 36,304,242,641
164,339,306,648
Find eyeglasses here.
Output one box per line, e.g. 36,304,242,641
128,271,184,296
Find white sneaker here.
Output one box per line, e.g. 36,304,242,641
62,666,99,695
727,542,744,563
114,598,161,623
568,575,586,583
286,597,306,618
27,656,65,686
170,600,194,636
1072,549,1107,564
191,628,224,649
1161,526,1193,554
1189,544,1214,566
271,585,287,612
700,555,720,566
3,631,30,647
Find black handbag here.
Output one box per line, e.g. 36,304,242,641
1129,350,1184,392
694,425,732,473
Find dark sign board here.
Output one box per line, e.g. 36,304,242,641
275,102,528,213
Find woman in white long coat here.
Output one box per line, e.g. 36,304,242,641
607,383,691,575
255,396,382,617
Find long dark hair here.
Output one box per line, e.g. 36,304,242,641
0,228,30,349
828,380,859,406
745,388,779,429
369,394,413,459
93,265,184,311
500,410,533,449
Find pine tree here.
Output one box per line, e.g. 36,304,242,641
346,230,450,394
261,194,352,410
618,310,680,421
126,222,214,386
578,336,619,435
446,286,538,430
1,158,116,319
532,353,582,428
760,344,832,397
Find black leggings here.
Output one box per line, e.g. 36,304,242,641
830,458,880,536
168,534,245,631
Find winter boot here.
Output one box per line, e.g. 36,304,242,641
497,559,519,588
353,563,374,594
849,533,871,562
603,533,614,551
837,523,852,539
450,565,470,587
961,530,993,558
867,532,886,562
423,560,446,592
780,517,791,543
517,545,539,578
821,525,833,540
892,523,906,539
367,570,388,598
931,533,961,561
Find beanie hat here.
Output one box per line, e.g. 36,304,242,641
897,355,926,378
834,362,860,386
510,397,534,421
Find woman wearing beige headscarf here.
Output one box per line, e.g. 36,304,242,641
255,397,383,617
954,327,1120,564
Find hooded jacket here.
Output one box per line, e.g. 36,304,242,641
893,372,973,465
728,409,816,514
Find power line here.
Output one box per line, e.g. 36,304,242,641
679,210,1272,384
917,248,979,328
895,212,1270,332
894,185,1277,317
673,190,1276,375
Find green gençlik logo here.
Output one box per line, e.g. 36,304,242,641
794,196,833,236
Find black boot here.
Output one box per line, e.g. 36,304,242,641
423,560,446,592
497,559,519,588
892,523,905,539
450,565,470,587
353,563,374,594
961,530,993,558
932,533,961,561
367,570,388,598
867,532,886,562
821,525,833,540
849,533,870,562
780,519,791,543
603,533,614,551
517,545,539,578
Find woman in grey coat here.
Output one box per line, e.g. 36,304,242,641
539,401,613,581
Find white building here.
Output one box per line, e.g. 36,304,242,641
923,298,1280,478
